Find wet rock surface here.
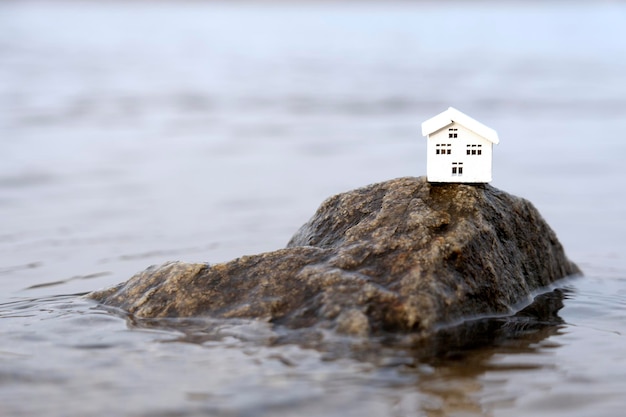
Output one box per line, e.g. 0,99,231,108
89,177,580,340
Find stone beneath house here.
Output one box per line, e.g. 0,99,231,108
88,177,580,339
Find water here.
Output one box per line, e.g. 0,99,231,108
1,1,626,416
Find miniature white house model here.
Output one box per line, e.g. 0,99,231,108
421,107,499,183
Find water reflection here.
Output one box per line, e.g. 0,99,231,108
411,289,568,416
120,288,567,362
111,288,568,416
416,289,566,364
0,282,590,417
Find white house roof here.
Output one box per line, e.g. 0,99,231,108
421,107,499,144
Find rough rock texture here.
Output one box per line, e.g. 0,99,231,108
89,177,580,338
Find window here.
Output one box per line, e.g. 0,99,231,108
466,144,483,156
448,128,458,139
436,143,452,155
452,162,463,176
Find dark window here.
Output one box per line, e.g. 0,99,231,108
466,144,484,156
436,143,451,156
452,162,463,176
448,128,458,139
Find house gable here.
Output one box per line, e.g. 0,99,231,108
421,107,499,145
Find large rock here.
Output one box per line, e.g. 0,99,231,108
89,177,580,339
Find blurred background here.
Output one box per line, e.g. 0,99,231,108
2,0,625,297
2,1,626,416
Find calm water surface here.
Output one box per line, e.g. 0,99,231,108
1,2,626,416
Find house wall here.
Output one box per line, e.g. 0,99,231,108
426,122,493,183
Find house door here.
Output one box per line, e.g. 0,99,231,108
451,162,463,176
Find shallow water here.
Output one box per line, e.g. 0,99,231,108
2,1,626,416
